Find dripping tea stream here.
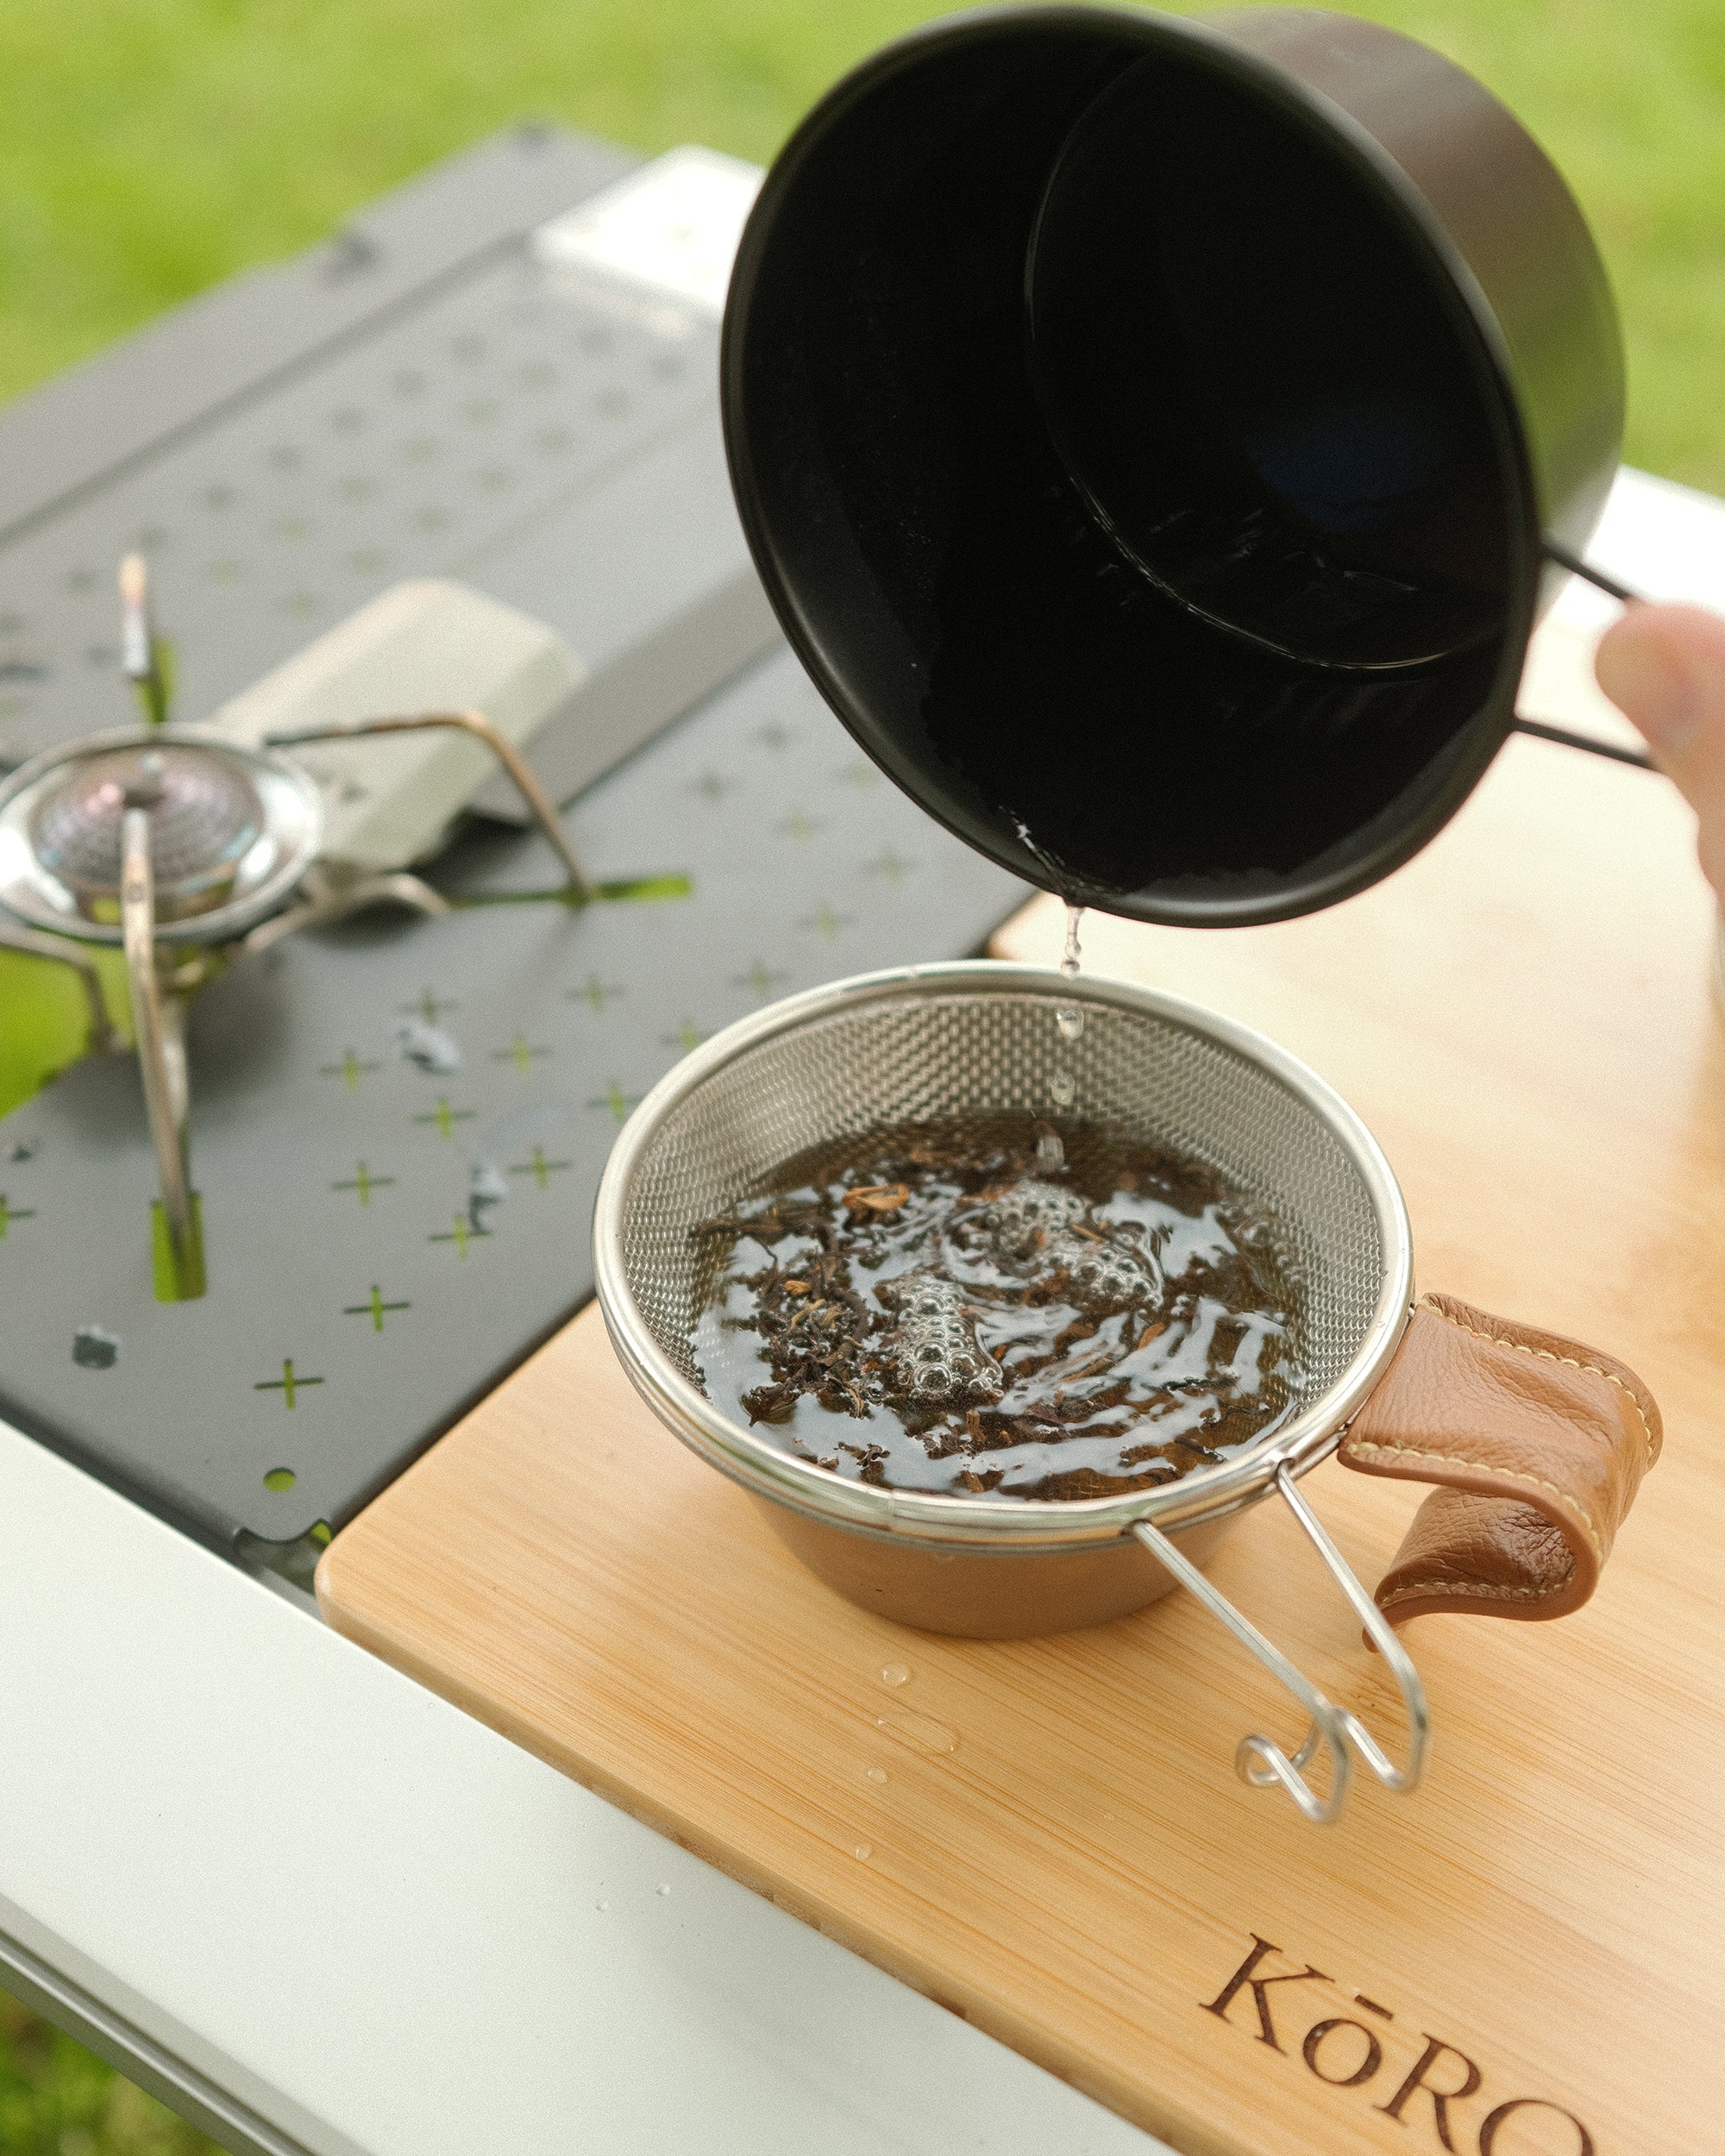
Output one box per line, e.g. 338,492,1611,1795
1038,902,1088,1171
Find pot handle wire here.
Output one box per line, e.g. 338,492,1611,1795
1132,1465,1429,1825
1513,542,1655,770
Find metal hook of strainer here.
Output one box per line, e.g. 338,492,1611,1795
1132,1464,1429,1826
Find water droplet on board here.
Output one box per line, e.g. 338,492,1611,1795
656,1883,671,1897
595,1900,609,1912
881,1662,911,1687
854,1842,873,1861
865,1766,888,1784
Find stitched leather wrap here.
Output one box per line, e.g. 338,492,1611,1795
1338,1293,1661,1625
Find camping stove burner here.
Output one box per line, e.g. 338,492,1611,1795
0,554,603,1307
30,745,267,922
0,727,320,948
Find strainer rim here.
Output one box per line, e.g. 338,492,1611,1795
593,959,1413,1547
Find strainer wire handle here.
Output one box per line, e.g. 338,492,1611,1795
1273,1464,1429,1797
1130,1511,1352,1823
1132,1464,1428,1824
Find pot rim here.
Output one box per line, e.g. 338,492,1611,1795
594,959,1414,1550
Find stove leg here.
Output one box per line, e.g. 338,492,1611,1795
262,707,596,903
236,865,452,958
122,808,201,1299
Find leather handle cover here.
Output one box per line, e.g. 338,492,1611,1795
1338,1293,1662,1626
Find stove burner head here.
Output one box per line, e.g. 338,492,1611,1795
0,727,323,946
29,745,266,922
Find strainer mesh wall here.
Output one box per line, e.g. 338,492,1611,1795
620,988,1384,1403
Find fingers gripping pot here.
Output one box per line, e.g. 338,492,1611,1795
595,967,1659,1824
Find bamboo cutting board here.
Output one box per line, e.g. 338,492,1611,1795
320,732,1725,2156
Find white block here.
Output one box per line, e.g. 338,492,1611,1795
533,147,764,318
206,580,585,871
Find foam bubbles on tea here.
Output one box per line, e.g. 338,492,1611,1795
692,1113,1303,1501
877,1269,1006,1402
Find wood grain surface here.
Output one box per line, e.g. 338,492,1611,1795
320,732,1725,2156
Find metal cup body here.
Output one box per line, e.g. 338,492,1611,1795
755,1495,1233,1638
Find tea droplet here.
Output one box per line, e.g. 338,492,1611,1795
1051,902,1085,1115
881,1662,911,1686
1060,901,1084,982
854,1842,873,1860
1035,1124,1064,1172
865,1766,888,1783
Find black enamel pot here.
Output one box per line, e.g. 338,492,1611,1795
720,5,1626,925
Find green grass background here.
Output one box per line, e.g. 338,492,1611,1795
0,1991,216,2156
3,0,1723,485
2,0,1722,2143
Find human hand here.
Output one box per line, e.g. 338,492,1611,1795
1596,604,1725,902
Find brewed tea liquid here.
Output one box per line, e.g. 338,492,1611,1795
692,1114,1303,1501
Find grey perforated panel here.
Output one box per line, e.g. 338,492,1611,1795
0,131,1026,1553
0,259,737,762
0,132,779,822
0,649,1022,1550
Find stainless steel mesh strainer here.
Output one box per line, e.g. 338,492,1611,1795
595,961,1426,1822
